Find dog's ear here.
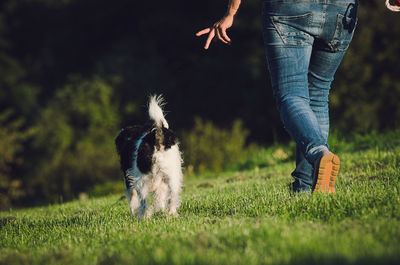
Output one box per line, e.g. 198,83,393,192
162,128,176,149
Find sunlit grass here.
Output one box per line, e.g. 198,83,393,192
1,132,400,265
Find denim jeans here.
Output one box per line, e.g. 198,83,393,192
262,0,358,191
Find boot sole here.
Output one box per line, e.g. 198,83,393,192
314,153,340,193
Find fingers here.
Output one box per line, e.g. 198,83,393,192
195,27,215,49
204,28,215,50
215,27,226,44
195,25,231,50
219,27,231,43
216,27,231,44
196,28,211,37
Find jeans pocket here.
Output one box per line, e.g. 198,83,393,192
270,13,313,46
328,13,357,52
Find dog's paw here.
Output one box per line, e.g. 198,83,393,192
168,209,179,218
145,212,153,220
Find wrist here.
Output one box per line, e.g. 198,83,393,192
226,0,241,16
226,8,238,17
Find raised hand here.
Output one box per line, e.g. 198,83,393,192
195,14,235,50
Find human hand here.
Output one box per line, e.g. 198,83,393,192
195,14,235,50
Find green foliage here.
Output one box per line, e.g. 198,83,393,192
0,47,39,118
236,142,296,171
0,111,31,210
1,130,400,265
27,76,120,203
88,181,124,198
0,4,39,118
332,0,400,132
328,129,400,154
181,118,249,174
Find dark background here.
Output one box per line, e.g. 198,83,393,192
1,0,399,208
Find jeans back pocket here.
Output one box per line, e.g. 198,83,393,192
270,13,313,46
328,12,357,52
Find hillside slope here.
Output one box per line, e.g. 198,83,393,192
1,136,400,265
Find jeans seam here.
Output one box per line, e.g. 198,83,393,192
270,17,288,45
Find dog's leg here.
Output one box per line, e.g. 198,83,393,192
137,178,152,220
168,176,182,217
154,180,169,213
137,191,146,220
127,188,140,217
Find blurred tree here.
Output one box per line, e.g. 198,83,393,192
0,111,30,210
26,76,120,203
0,3,39,119
332,0,400,133
181,118,249,173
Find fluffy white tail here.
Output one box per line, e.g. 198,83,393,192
148,95,169,129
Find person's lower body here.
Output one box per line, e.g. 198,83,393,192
261,0,358,192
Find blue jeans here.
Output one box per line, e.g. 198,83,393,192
262,0,358,191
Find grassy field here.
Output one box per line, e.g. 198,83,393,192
1,131,400,265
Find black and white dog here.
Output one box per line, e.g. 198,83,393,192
115,95,183,219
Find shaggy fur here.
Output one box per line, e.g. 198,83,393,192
115,95,183,219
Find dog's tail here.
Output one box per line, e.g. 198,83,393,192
148,95,169,129
149,95,170,150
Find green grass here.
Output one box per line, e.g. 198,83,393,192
1,132,400,265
